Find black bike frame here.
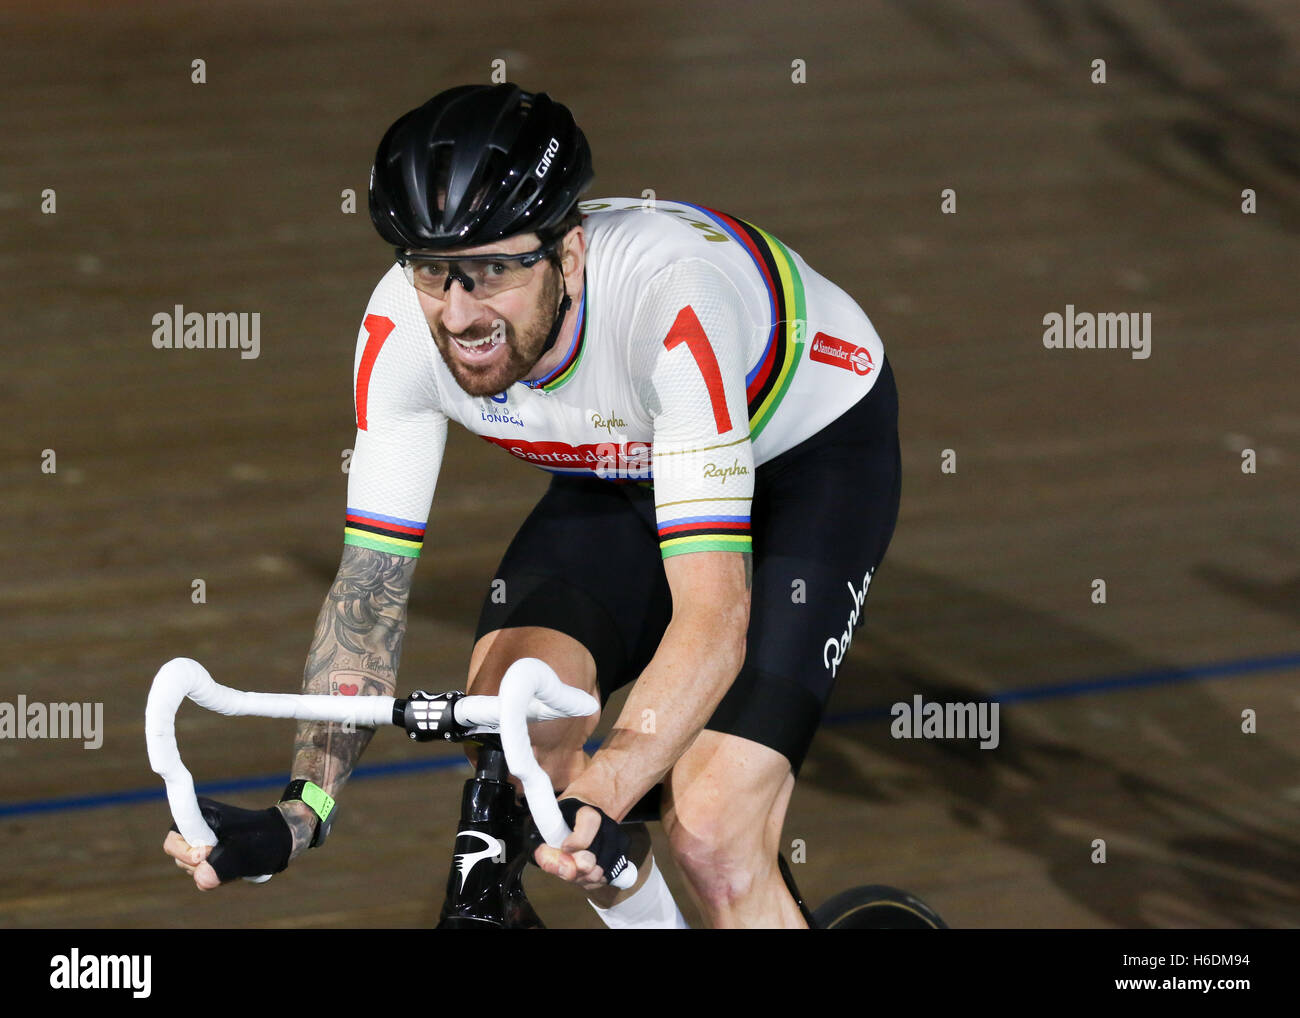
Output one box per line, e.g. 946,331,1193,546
437,735,543,929
436,733,820,929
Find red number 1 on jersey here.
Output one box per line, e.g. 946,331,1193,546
663,306,733,434
355,314,395,431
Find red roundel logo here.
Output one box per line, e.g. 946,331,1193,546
810,332,874,375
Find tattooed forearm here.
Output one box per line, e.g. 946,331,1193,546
304,544,416,682
276,798,320,854
285,545,417,855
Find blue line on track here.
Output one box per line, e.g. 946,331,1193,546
3,649,1297,819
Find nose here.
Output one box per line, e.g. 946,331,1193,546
439,278,484,333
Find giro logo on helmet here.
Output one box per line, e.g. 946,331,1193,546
535,137,560,179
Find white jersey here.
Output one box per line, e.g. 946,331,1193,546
344,198,885,561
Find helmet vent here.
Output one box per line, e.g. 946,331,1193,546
515,177,540,207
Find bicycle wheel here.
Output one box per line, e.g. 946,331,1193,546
813,885,948,929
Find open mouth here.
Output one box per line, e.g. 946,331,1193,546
450,334,506,362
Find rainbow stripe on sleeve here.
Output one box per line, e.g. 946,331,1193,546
657,513,752,559
343,508,426,558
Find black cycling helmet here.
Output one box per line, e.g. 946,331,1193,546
369,83,593,251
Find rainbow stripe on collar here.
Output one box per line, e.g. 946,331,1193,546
523,281,588,392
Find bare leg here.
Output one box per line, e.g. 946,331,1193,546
465,626,654,906
662,730,805,928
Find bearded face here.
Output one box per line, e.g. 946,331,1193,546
424,259,564,397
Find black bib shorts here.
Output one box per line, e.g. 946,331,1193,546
475,358,901,776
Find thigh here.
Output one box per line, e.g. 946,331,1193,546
466,626,601,788
705,357,902,775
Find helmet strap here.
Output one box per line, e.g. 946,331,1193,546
538,293,571,358
536,267,572,359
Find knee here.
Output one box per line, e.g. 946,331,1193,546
665,806,766,910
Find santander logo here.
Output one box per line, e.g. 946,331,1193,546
809,332,874,376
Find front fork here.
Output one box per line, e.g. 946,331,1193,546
434,732,816,929
436,734,544,929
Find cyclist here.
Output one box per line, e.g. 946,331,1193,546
165,83,900,929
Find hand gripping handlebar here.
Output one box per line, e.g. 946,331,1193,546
492,657,636,889
145,656,636,889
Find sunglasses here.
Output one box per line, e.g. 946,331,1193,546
397,242,557,298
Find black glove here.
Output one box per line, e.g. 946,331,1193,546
171,797,293,883
557,798,632,885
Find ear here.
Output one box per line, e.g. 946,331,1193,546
559,225,586,291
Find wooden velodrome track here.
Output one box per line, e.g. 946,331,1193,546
2,0,1297,929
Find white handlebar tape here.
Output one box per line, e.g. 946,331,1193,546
456,693,598,730
146,655,638,891
495,658,638,891
145,657,395,847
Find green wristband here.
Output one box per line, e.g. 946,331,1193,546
280,779,337,847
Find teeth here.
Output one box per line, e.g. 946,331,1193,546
455,336,496,349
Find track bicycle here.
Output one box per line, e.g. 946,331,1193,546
147,656,947,929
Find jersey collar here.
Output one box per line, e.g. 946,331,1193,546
522,275,587,392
